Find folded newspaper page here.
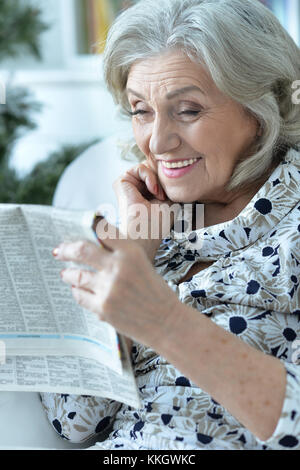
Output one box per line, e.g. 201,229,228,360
0,204,141,408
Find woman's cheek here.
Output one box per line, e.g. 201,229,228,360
133,124,149,154
132,123,160,177
147,154,159,173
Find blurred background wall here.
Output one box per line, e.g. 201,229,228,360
1,0,137,178
0,0,299,205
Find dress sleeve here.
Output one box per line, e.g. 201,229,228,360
39,392,122,443
255,361,300,450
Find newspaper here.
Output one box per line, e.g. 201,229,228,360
0,204,141,408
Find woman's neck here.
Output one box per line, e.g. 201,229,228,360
192,161,279,230
203,197,250,228
195,184,261,230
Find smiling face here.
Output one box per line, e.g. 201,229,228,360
126,50,260,208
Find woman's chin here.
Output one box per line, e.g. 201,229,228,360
166,192,197,205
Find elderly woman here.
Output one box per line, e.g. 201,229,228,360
40,0,300,450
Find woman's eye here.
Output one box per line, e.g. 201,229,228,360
129,110,148,116
178,110,200,116
128,108,202,119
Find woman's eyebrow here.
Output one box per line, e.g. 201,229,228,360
126,85,205,100
166,86,206,99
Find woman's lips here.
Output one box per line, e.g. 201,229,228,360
160,158,202,178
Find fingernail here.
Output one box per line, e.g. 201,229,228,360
52,248,59,257
94,212,105,220
92,213,105,232
154,184,159,194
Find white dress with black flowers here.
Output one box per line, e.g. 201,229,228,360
40,146,300,450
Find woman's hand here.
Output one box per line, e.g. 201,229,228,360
53,219,180,348
110,159,178,262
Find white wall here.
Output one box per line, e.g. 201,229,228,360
8,68,131,176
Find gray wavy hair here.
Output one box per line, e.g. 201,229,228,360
103,0,300,193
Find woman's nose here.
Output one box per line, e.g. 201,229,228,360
149,116,181,156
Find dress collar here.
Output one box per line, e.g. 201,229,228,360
169,146,300,260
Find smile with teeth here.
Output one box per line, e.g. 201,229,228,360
162,158,200,169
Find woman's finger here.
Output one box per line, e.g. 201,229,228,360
140,159,166,200
95,216,135,252
115,171,153,201
53,240,108,270
71,287,103,317
122,163,165,200
60,268,98,293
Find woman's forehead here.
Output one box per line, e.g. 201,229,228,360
128,51,206,80
127,51,214,96
126,52,225,104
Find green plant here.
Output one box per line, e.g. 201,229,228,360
0,0,48,61
15,140,99,205
0,1,99,205
0,86,42,167
0,0,47,203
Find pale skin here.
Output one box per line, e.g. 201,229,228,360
53,50,286,442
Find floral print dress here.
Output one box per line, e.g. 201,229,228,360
40,146,300,450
